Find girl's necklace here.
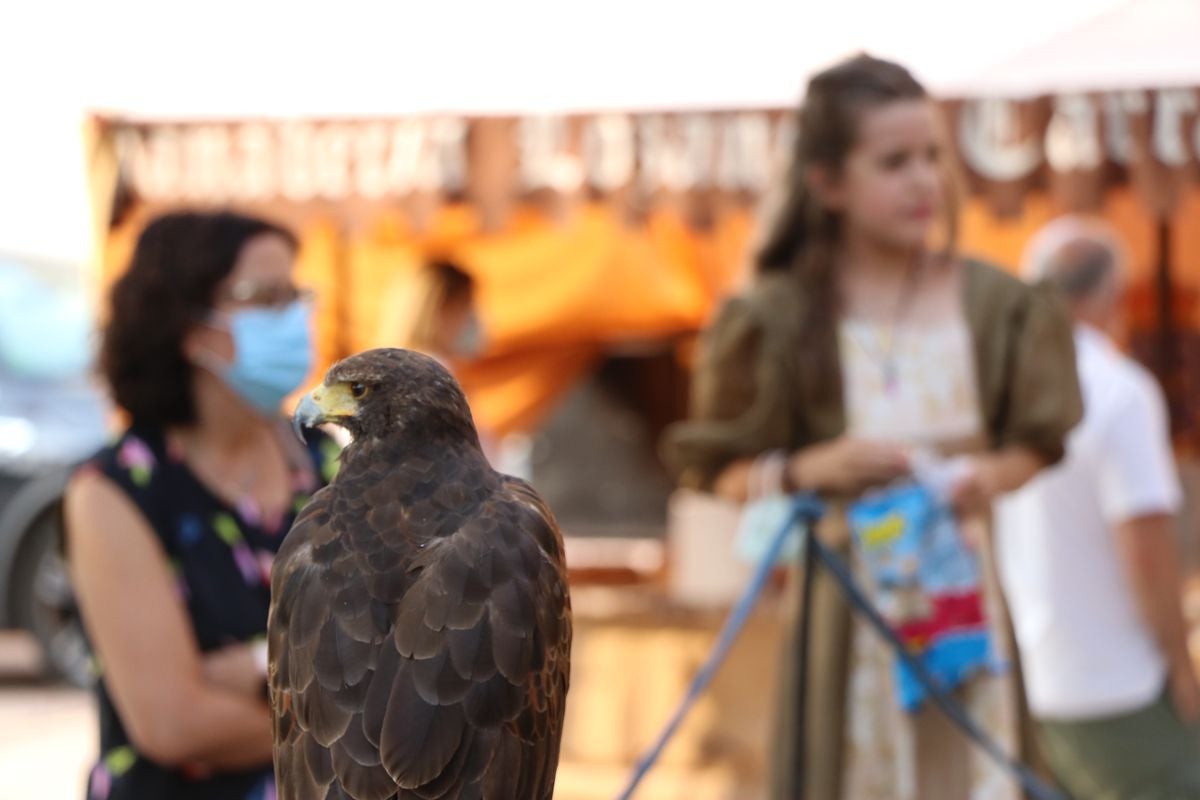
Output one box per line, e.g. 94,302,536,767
846,259,923,395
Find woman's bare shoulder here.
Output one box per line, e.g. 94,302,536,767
63,468,157,556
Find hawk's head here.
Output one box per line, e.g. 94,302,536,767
293,348,478,445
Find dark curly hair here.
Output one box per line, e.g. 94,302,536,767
100,210,298,427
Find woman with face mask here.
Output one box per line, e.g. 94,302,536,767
63,211,337,800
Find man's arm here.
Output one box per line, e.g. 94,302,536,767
1115,513,1199,722
1099,374,1196,721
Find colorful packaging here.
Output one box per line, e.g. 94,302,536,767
847,482,996,711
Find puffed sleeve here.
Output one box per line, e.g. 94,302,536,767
995,280,1084,464
661,295,794,488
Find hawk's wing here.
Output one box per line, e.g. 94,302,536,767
268,473,572,800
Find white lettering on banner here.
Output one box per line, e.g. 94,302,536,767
146,128,183,200
279,123,317,202
1045,94,1103,172
119,127,181,200
1103,91,1148,165
583,115,635,191
350,122,390,200
638,116,688,192
717,114,772,192
958,98,1042,182
113,115,788,201
371,119,469,195
384,120,428,195
180,126,227,200
116,120,459,200
520,116,566,190
679,115,716,190
550,155,585,193
236,123,275,201
430,118,468,193
108,95,1196,204
1153,89,1197,167
312,124,353,200
114,129,148,197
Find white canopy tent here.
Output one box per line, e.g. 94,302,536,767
50,0,1141,119
959,0,1200,98
0,0,1137,265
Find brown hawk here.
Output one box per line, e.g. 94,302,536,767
269,348,571,799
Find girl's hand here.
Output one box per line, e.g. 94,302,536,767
790,437,910,494
949,448,1047,512
947,457,998,514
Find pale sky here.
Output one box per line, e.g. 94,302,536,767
0,0,1137,268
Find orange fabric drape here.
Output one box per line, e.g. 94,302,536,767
958,186,1200,281
343,203,714,436
959,185,1200,333
452,205,712,355
100,180,1200,440
294,217,347,384
451,346,601,437
343,210,426,357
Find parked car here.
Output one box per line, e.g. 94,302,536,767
0,257,108,685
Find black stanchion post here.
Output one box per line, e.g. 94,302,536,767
793,512,819,799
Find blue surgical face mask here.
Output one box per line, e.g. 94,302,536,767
202,300,314,416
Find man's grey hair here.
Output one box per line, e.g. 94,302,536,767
1021,215,1128,301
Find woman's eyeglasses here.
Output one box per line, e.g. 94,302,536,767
220,280,315,310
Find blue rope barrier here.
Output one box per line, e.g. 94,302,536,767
615,492,1067,800
808,532,1066,800
615,495,825,800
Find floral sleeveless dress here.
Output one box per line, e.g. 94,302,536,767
77,424,340,800
839,317,1021,800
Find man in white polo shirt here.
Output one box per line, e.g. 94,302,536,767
996,216,1200,799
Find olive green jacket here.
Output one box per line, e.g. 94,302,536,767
664,259,1083,487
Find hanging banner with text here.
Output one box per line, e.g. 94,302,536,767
102,88,1200,217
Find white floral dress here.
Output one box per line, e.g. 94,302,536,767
838,316,1021,800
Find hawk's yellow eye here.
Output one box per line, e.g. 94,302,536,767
350,382,368,399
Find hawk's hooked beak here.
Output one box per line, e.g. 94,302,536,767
292,383,359,442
